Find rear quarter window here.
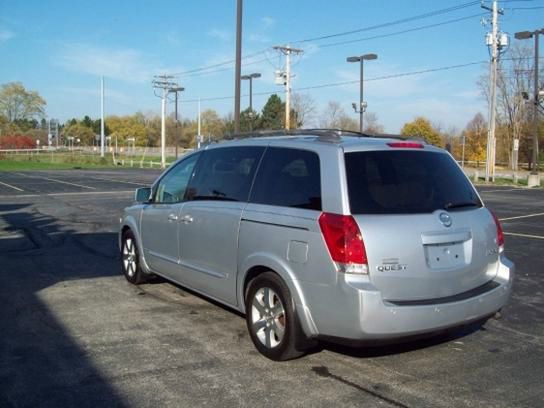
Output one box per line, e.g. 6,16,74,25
250,147,322,211
345,150,481,214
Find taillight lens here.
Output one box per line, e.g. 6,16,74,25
318,212,368,273
489,209,505,249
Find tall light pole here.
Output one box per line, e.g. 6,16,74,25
234,0,243,132
100,76,105,157
169,87,185,158
515,28,543,186
241,72,261,130
347,53,377,133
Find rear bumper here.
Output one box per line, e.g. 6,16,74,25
304,254,514,341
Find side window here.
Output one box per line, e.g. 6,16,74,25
153,153,200,203
185,146,265,202
250,147,321,211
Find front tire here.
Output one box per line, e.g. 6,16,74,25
121,230,147,284
245,272,305,361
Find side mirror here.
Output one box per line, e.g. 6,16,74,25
134,187,151,203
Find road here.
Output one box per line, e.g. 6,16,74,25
0,169,543,407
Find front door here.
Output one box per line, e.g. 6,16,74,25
140,152,201,280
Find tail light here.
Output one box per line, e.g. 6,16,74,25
489,209,505,250
387,142,424,149
318,212,368,274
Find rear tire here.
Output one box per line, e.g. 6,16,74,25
121,230,147,284
245,272,306,361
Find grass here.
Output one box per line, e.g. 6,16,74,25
0,151,176,171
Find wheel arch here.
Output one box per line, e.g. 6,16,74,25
237,253,319,337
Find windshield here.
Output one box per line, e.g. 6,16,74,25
344,150,482,214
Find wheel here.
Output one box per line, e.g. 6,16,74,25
245,272,306,361
121,230,147,284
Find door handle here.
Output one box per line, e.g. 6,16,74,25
168,213,179,222
180,214,193,224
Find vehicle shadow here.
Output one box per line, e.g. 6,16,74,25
315,319,489,358
0,204,128,408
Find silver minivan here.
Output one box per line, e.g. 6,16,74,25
119,130,514,360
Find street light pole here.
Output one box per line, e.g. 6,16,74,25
359,58,364,133
169,87,185,158
515,28,543,186
241,73,261,131
347,53,377,133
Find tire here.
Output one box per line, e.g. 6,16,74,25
245,272,306,361
121,230,147,284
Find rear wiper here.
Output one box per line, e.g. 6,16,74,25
444,201,479,210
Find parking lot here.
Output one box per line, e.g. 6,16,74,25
0,169,543,408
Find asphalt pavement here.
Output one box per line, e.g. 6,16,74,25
0,169,543,408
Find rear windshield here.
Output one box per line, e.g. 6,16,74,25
345,150,482,214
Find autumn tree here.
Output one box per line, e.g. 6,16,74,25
400,117,442,146
462,113,487,167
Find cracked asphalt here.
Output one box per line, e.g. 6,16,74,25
0,169,543,408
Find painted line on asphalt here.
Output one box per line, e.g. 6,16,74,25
480,188,525,193
500,212,544,221
12,172,96,190
504,232,544,240
88,176,148,186
0,180,24,192
0,190,134,199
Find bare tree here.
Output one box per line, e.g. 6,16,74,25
291,93,317,127
319,101,358,130
363,112,384,133
479,45,534,168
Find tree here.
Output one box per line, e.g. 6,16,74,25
62,123,96,146
478,45,539,168
0,82,46,122
400,117,442,146
364,112,384,134
462,113,487,167
291,93,316,127
259,94,284,130
319,101,358,131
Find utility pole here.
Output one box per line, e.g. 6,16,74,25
273,45,303,130
100,76,105,158
234,0,243,132
152,75,179,169
482,0,506,182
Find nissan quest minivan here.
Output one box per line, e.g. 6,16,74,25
119,130,514,361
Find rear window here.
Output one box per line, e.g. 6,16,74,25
345,150,482,214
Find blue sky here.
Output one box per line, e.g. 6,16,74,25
0,0,541,132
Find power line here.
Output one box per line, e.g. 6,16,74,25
179,60,489,104
318,13,486,48
291,1,481,44
161,2,484,81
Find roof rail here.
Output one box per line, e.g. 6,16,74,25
222,128,425,143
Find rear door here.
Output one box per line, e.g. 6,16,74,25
178,146,265,305
344,148,499,302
